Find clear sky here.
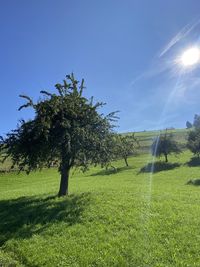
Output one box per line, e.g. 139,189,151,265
1,0,200,135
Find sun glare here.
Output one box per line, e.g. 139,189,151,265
180,47,200,67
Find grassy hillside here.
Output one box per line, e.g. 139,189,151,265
0,148,200,266
134,128,189,152
0,128,189,172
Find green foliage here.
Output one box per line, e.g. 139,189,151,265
0,74,117,196
187,127,200,157
0,250,18,267
193,114,200,128
186,113,200,159
186,121,192,129
151,132,181,162
113,133,139,166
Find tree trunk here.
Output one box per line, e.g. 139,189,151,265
58,166,70,197
164,153,168,163
124,157,129,167
110,165,117,172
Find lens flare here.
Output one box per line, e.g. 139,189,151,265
180,47,200,66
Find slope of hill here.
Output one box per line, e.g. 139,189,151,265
0,148,200,266
127,128,188,152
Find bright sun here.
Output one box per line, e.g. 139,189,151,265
181,47,200,67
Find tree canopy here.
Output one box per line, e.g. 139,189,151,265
187,127,200,158
0,74,117,196
151,132,181,162
114,134,139,167
186,121,192,129
193,114,200,129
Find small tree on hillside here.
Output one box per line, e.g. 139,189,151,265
193,114,200,129
0,74,117,197
114,134,139,167
186,121,192,129
151,132,181,162
187,128,200,158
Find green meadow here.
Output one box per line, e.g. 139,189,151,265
0,130,200,266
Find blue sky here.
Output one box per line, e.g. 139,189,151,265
1,0,200,134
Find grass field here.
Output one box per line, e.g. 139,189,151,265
0,128,189,172
128,128,188,153
0,130,200,266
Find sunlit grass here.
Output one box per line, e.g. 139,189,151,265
0,149,200,266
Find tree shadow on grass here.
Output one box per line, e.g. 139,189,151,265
0,192,90,246
91,166,134,176
186,157,200,167
138,161,181,174
186,179,200,186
